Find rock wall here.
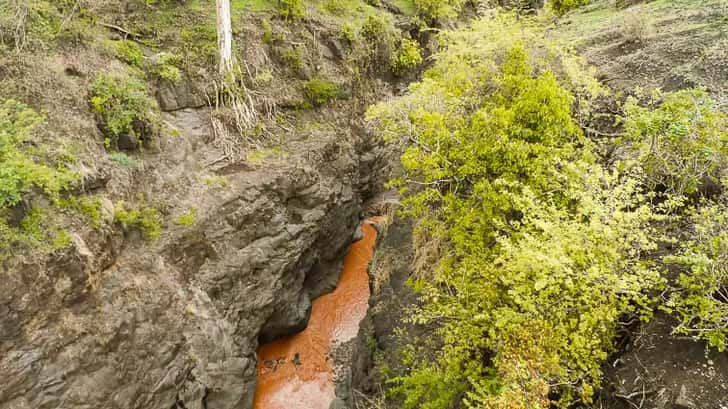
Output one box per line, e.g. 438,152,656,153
0,105,389,409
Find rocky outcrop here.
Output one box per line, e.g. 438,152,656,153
329,218,421,409
0,105,388,409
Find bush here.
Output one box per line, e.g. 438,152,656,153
89,73,156,149
413,0,465,22
152,52,182,83
59,196,104,229
303,78,339,106
323,0,347,15
281,47,304,70
113,40,144,67
0,99,76,208
353,14,398,73
367,15,661,408
278,0,305,20
620,8,654,42
339,23,357,44
109,152,137,167
114,201,162,240
175,208,197,226
623,88,728,196
390,38,423,75
664,202,728,350
550,0,590,15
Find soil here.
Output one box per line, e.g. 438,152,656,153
600,313,728,409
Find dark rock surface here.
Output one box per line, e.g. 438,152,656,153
330,218,421,409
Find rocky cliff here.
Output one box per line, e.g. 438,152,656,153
0,1,404,407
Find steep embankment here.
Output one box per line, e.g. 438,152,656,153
0,1,422,408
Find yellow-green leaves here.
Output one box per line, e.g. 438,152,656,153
664,202,728,350
0,99,76,208
370,14,662,408
623,88,728,196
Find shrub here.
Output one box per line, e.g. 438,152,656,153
623,88,728,196
550,0,590,15
180,25,218,66
261,19,277,44
354,14,398,73
152,52,182,83
367,15,661,408
114,201,162,240
664,202,728,351
390,38,423,75
89,73,156,149
620,8,654,42
113,40,144,67
175,208,197,226
278,0,305,20
339,23,357,44
413,0,465,22
0,99,76,208
109,152,137,167
303,78,339,106
281,47,304,70
59,196,104,229
323,0,347,15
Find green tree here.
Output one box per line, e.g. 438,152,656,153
368,15,662,408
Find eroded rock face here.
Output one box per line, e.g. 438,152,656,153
0,108,385,409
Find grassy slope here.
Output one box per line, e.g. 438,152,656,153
549,0,727,109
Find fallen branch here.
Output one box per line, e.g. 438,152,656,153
99,22,141,39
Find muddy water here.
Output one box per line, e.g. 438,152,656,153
254,218,383,409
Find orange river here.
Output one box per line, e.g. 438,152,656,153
254,218,384,409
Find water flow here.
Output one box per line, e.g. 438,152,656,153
254,218,383,409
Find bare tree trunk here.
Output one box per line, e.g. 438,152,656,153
216,0,233,75
211,0,258,149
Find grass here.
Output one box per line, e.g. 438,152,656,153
553,0,726,47
232,0,276,12
548,0,727,109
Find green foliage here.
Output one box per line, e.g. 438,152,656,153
339,23,357,43
278,0,305,20
664,201,728,350
623,88,728,196
351,14,398,73
412,0,465,22
114,202,162,240
323,0,348,15
303,78,340,106
152,53,182,83
0,0,86,50
59,196,104,229
390,38,423,75
360,13,392,42
368,15,662,408
89,73,155,148
0,99,76,208
281,47,304,70
113,40,144,67
109,152,137,167
180,25,218,67
175,208,197,226
550,0,590,15
261,19,281,44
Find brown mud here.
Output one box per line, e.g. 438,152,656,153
254,218,384,409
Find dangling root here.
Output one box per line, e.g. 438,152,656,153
207,63,264,164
